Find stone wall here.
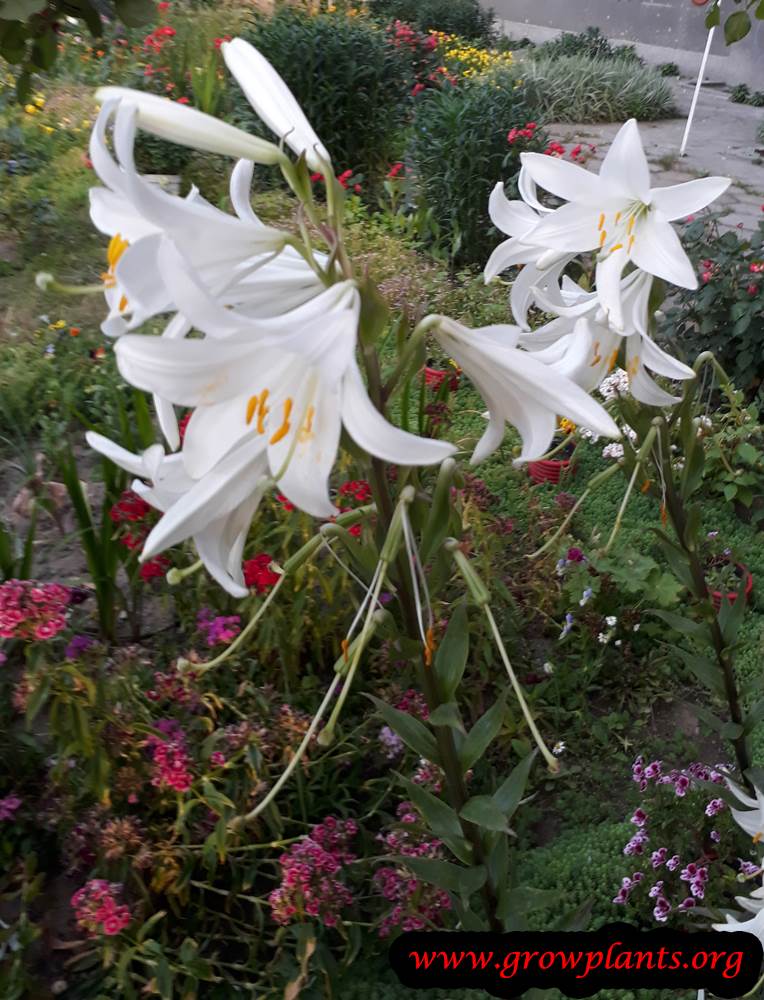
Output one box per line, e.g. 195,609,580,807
485,0,764,86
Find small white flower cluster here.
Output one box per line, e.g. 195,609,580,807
599,368,630,401
602,425,637,461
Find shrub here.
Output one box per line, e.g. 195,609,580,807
536,25,642,64
658,61,680,77
409,76,545,266
660,214,764,395
510,54,674,122
730,83,764,107
367,0,495,42
235,11,414,183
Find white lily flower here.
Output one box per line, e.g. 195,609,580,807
87,431,269,597
483,181,573,330
95,86,285,165
726,776,764,843
519,119,730,328
712,903,764,945
222,38,331,171
430,316,620,463
521,271,695,406
112,267,455,518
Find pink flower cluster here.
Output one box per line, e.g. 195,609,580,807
0,579,71,641
197,608,241,647
395,689,430,721
374,803,451,937
147,722,193,793
269,816,357,928
71,880,131,937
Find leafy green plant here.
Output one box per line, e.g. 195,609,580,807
658,61,680,77
236,10,414,185
730,82,764,107
509,54,674,123
660,215,764,395
409,76,545,265
367,0,495,42
536,26,642,64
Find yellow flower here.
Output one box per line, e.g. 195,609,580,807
559,418,577,434
24,104,37,115
33,95,45,108
41,125,55,134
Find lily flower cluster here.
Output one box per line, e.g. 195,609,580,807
72,37,728,601
712,777,764,944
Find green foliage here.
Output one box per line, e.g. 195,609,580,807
236,11,414,183
536,25,642,64
730,82,764,106
409,75,544,265
658,61,680,77
367,0,495,42
0,0,154,98
660,215,764,395
510,54,674,123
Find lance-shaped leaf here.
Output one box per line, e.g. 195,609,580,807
434,603,470,702
459,694,507,772
397,774,472,864
367,695,440,765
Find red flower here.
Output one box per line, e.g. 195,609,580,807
276,493,295,512
178,412,191,442
176,96,190,104
243,554,280,593
411,82,426,97
338,480,372,502
214,35,232,49
140,555,170,581
157,1,170,9
387,161,404,179
310,172,324,183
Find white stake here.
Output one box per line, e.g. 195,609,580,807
680,0,721,157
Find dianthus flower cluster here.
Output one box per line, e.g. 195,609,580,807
71,879,131,937
109,489,168,581
374,803,452,937
269,816,357,928
0,579,71,641
147,721,193,793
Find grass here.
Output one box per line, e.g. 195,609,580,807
499,53,675,123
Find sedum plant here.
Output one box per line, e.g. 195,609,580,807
36,36,737,944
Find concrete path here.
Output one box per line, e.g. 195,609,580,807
545,79,764,232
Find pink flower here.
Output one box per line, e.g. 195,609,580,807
0,794,22,820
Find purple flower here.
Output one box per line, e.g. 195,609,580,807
567,547,586,563
653,897,671,923
678,897,696,911
651,848,668,869
559,613,574,640
379,726,404,760
0,651,6,665
648,881,664,899
739,859,761,877
0,794,21,821
631,808,648,827
710,830,721,843
644,760,662,780
674,775,690,797
680,863,698,883
612,888,629,904
705,798,725,817
65,634,94,660
666,855,681,872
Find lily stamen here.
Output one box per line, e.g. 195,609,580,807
269,398,293,444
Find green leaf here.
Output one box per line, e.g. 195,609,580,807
367,696,440,764
706,3,721,26
720,722,744,741
493,751,535,819
648,609,708,639
357,275,389,348
756,0,764,20
459,695,506,772
428,702,466,734
0,0,45,19
136,911,166,944
395,856,486,896
114,0,157,27
397,774,472,864
743,697,764,735
725,10,752,43
670,645,724,697
433,603,469,702
724,482,738,501
460,795,509,832
736,441,759,464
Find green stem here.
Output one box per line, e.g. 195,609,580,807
362,346,502,931
654,420,751,782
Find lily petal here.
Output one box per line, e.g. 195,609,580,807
599,119,650,203
650,176,731,221
631,216,697,289
520,151,604,205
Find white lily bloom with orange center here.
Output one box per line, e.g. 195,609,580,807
430,316,620,463
518,119,730,329
520,272,695,406
111,260,455,520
